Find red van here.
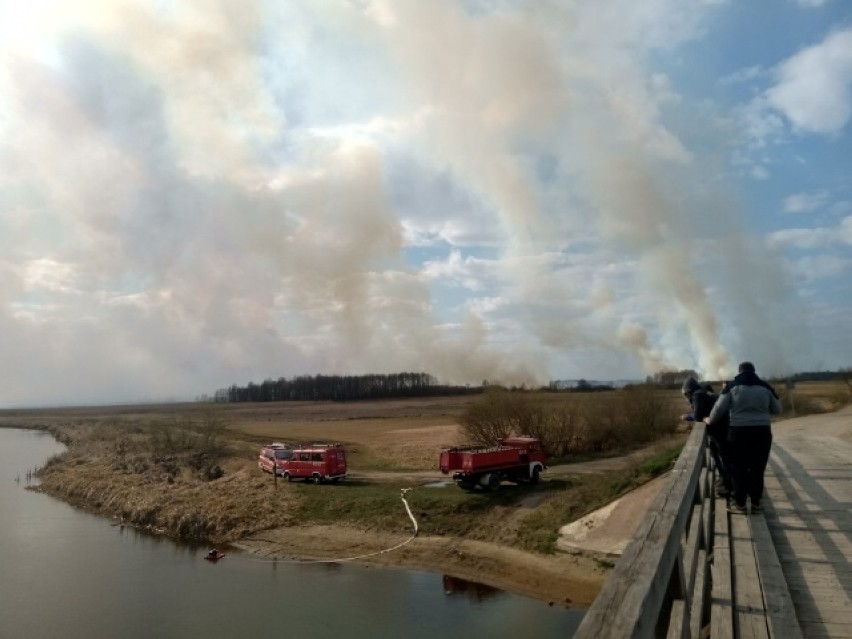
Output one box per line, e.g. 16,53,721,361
279,443,347,483
258,443,294,476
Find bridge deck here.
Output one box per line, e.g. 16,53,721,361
573,405,852,639
763,408,852,638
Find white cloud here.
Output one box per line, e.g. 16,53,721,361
737,96,788,148
841,215,852,243
766,28,852,135
751,165,770,180
21,259,80,294
769,227,833,250
783,191,829,213
830,201,852,216
465,296,509,315
719,65,766,86
768,215,852,249
420,250,495,291
789,254,852,281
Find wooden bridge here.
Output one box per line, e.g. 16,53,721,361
573,406,852,639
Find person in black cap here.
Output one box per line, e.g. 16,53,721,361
705,362,781,515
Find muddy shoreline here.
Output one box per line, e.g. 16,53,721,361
234,525,608,607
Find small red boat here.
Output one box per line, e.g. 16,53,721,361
204,549,226,561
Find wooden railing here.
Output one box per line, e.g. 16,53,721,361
574,425,713,639
573,423,804,639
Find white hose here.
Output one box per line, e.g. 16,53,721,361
239,487,419,564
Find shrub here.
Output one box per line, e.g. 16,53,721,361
459,387,680,457
459,389,528,445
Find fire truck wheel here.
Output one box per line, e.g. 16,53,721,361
530,467,541,485
486,473,500,491
311,474,322,484
284,472,292,482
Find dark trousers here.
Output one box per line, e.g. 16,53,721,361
729,425,772,507
708,434,732,489
707,423,732,489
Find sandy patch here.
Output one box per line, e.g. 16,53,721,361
557,474,669,557
236,525,608,606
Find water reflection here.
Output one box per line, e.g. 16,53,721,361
443,574,502,601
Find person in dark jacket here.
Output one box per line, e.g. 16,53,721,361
681,377,716,422
682,377,732,495
706,362,782,515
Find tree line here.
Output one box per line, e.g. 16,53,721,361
209,372,480,403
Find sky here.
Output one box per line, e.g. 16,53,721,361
1,0,851,407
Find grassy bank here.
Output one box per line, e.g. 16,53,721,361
31,419,674,551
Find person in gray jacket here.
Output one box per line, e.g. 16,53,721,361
705,361,782,514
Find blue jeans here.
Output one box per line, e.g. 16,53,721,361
728,425,772,507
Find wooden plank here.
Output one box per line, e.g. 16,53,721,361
711,546,734,639
689,548,708,639
714,493,730,551
705,486,715,559
667,600,688,639
683,498,705,596
711,499,733,639
797,621,852,638
750,515,804,639
730,514,769,639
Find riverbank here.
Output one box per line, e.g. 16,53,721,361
2,426,584,639
31,444,614,606
237,525,609,605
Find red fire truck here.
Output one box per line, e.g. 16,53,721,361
439,436,547,491
279,443,347,484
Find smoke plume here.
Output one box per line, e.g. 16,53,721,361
0,0,807,405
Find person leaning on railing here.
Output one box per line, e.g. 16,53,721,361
705,361,782,515
682,377,732,496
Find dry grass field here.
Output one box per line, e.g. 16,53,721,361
0,395,477,472
225,395,477,471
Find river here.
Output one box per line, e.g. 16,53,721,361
0,428,584,638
